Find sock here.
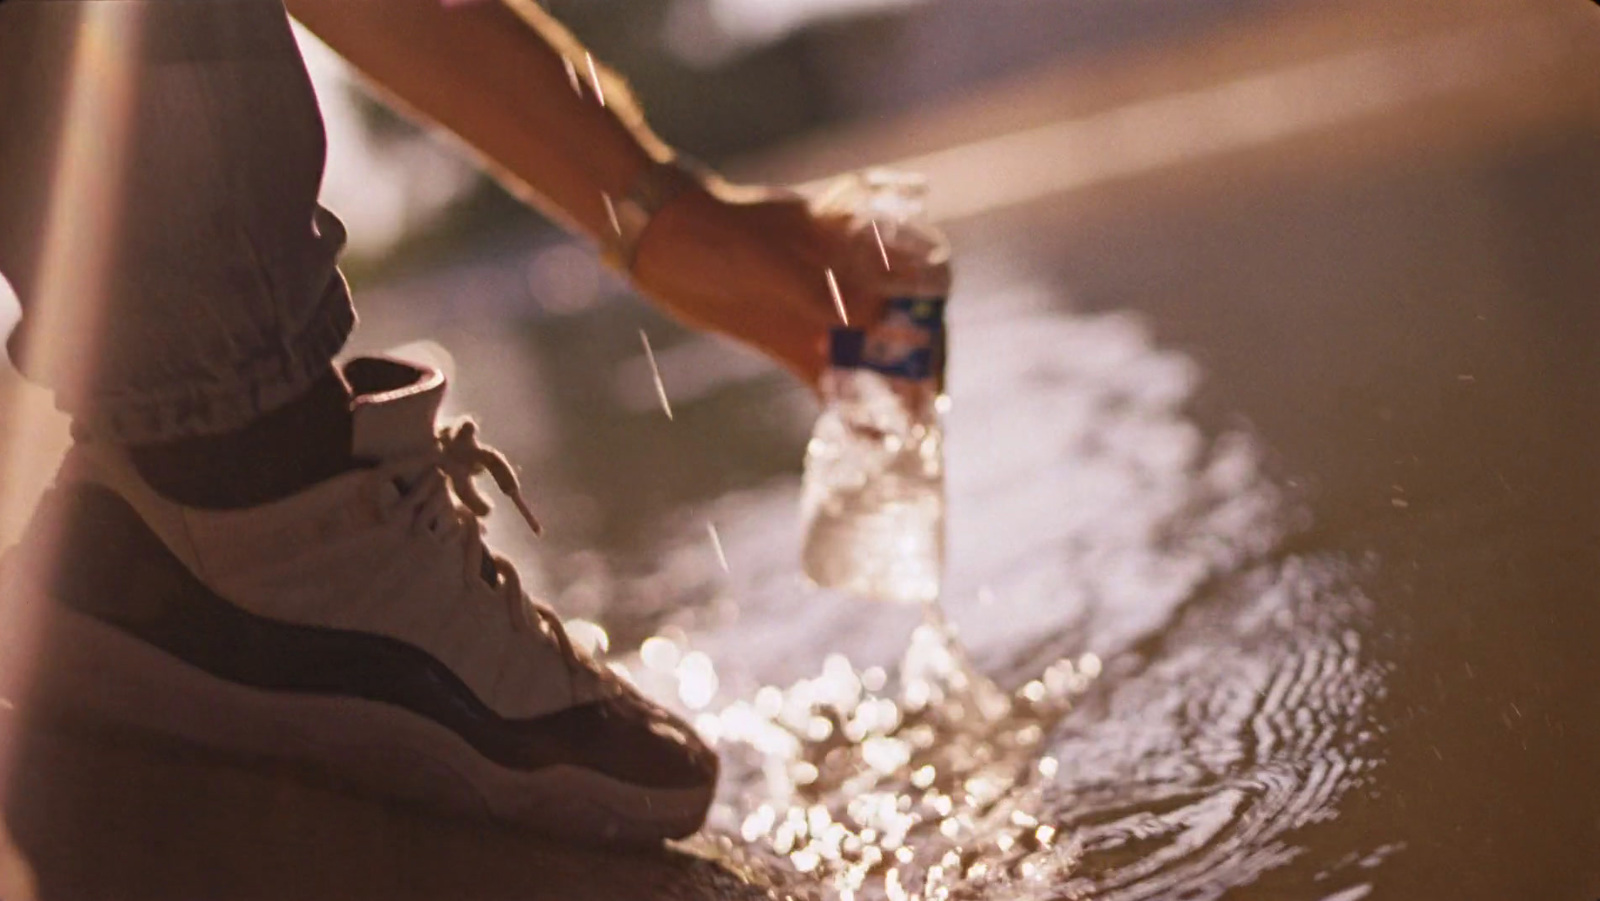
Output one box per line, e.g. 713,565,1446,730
128,368,358,510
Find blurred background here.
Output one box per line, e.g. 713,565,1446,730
295,0,1334,604
277,0,1219,620
309,0,1278,266
3,0,1600,898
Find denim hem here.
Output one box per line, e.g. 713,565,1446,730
76,281,357,446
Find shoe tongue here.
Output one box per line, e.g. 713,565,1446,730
345,357,448,461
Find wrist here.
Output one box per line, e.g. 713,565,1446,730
600,157,713,275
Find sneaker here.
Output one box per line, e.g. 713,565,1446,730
0,357,717,844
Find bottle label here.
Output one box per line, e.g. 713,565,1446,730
829,297,946,384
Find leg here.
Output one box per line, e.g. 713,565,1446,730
0,0,356,505
1,1,717,852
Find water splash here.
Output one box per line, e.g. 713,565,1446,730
610,601,1096,901
620,558,1383,901
576,286,1386,899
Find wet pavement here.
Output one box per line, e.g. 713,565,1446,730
4,0,1600,897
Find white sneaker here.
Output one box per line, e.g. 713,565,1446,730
0,357,716,844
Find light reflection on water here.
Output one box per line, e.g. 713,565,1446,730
569,280,1388,899
686,607,1094,901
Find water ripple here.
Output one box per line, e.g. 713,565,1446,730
587,284,1388,899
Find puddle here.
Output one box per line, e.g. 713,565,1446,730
562,284,1391,899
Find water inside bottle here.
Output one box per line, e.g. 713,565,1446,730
801,368,945,604
800,169,950,604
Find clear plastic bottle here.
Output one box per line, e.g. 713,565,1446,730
800,170,952,604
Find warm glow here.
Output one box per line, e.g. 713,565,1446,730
0,0,144,780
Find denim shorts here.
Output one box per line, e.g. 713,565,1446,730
0,0,355,445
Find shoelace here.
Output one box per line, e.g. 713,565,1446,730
400,420,579,670
439,419,542,538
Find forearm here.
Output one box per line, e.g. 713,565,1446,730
285,0,679,242
286,0,867,387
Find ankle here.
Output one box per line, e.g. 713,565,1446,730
128,369,357,510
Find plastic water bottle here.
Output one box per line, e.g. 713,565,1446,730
800,170,952,604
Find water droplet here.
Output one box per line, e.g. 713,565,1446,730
862,736,911,774
1037,756,1059,778
602,192,622,236
871,220,892,271
911,765,937,789
826,268,849,325
706,522,729,573
1042,661,1075,696
564,618,610,656
964,774,1004,806
807,805,833,834
861,666,888,692
640,635,681,672
772,822,797,855
885,867,909,901
791,848,821,873
693,712,721,745
584,52,607,107
742,805,776,842
677,651,719,709
755,685,784,717
638,329,674,420
562,56,583,96
820,653,863,710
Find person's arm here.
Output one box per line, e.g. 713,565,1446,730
286,0,667,243
286,0,880,384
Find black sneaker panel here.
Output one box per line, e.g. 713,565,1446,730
32,485,715,793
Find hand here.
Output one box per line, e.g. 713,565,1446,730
629,180,943,388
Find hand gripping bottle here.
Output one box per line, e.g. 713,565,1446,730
800,170,952,604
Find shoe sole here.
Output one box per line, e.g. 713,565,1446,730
0,575,712,846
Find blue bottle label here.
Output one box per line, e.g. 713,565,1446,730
829,297,946,384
